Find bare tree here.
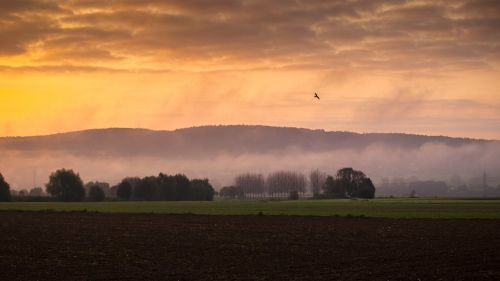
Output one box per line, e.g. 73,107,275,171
235,173,265,198
309,169,327,197
266,171,306,198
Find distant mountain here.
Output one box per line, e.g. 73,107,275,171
1,125,499,190
0,125,490,158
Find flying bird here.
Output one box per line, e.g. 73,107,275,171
314,93,320,100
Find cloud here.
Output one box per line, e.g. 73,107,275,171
0,64,130,73
0,0,498,72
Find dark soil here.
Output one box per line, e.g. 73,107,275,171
0,212,499,280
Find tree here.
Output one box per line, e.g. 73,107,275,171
310,169,327,197
85,181,110,197
355,178,375,199
235,173,265,198
323,175,346,198
190,179,215,201
331,167,376,198
322,168,376,199
133,176,160,200
336,167,366,198
116,180,132,200
18,190,28,197
29,187,44,197
158,173,176,200
117,173,213,201
88,185,105,201
172,174,190,201
46,169,85,201
109,185,119,198
0,173,11,202
267,171,306,198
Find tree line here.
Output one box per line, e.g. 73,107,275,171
220,167,375,199
0,167,375,202
115,173,214,201
0,170,214,202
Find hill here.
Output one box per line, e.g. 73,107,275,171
0,125,498,191
0,125,490,158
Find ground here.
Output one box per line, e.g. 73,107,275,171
1,211,499,280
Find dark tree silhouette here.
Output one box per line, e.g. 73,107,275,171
158,173,175,200
46,169,85,202
172,174,190,201
116,180,132,200
322,168,376,198
88,185,105,201
0,173,11,202
120,173,211,201
336,167,366,198
190,179,215,201
323,175,346,198
133,176,160,200
355,178,376,199
85,181,111,198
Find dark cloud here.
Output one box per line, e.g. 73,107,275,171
0,0,68,16
456,0,500,18
0,16,58,55
0,0,499,72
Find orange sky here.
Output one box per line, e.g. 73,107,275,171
1,0,499,139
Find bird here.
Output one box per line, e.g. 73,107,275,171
314,93,320,100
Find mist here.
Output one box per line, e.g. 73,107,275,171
2,139,499,192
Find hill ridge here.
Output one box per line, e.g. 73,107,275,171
0,125,489,142
0,125,493,160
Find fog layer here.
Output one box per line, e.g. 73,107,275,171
1,126,498,190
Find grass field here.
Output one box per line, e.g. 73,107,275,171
1,198,500,219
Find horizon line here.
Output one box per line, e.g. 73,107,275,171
0,124,494,141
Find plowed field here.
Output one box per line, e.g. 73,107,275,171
1,212,499,280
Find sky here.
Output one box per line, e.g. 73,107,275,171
1,0,499,139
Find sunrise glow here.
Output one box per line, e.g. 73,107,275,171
1,0,499,138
